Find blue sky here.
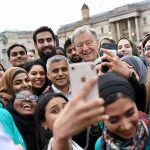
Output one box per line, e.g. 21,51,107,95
0,0,143,33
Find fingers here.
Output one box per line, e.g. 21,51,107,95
72,76,98,101
102,49,115,57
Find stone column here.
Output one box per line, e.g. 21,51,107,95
116,21,120,40
135,17,140,42
127,18,132,39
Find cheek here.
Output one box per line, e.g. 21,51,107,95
13,101,21,112
145,51,150,56
46,114,58,130
130,111,139,123
13,85,20,93
104,121,119,132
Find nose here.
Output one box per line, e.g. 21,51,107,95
25,97,31,101
22,81,28,88
120,119,132,131
44,40,49,46
36,73,42,78
58,69,63,75
72,49,77,55
82,43,89,50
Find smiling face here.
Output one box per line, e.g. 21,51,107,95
13,72,32,93
28,65,46,89
13,90,38,116
104,97,139,139
74,31,99,62
42,97,67,130
8,46,28,67
144,39,150,63
117,39,133,56
27,52,35,61
34,31,56,58
47,60,69,89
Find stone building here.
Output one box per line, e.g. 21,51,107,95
57,0,150,47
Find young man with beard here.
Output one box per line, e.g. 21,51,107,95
46,55,72,101
7,44,28,68
64,38,82,63
33,26,56,65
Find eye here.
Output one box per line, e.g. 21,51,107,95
14,81,22,85
52,69,58,74
31,72,37,76
46,38,52,43
77,43,83,48
50,108,59,114
39,72,45,76
61,67,68,72
125,44,131,48
109,117,119,124
125,108,135,117
38,39,44,44
67,49,72,54
118,45,122,49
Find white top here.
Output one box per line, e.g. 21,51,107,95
51,84,72,101
47,138,83,150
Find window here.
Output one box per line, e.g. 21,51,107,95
143,17,147,25
101,27,104,34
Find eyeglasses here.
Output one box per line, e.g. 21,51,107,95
15,94,38,101
143,45,150,51
11,51,26,57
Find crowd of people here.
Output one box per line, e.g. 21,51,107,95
0,25,150,150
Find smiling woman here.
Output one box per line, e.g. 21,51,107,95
6,90,38,150
95,72,150,150
0,67,32,107
23,59,49,96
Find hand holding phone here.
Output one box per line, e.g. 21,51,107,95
69,62,99,101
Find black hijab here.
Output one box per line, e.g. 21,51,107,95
6,95,37,150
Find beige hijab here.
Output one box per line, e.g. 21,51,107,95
0,67,28,103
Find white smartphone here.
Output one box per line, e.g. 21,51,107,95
69,62,99,101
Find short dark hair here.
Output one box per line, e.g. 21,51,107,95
33,26,55,44
7,44,27,58
64,38,72,52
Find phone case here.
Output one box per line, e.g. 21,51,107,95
69,62,99,101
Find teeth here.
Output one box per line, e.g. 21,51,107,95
22,104,31,110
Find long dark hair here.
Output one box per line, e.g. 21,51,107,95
35,92,68,150
23,59,49,96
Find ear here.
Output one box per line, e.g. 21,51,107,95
41,121,48,130
34,43,38,50
96,39,99,46
54,41,56,47
47,72,51,81
8,57,11,63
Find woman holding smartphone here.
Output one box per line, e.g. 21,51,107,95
95,72,150,149
35,77,109,150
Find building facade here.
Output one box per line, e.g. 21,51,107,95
57,0,150,47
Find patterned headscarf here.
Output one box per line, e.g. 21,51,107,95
0,67,28,104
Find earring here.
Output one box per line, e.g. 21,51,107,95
44,126,48,130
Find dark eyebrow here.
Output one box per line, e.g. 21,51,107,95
109,106,134,118
14,79,22,83
124,107,134,115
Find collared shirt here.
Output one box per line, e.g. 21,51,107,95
51,84,72,101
